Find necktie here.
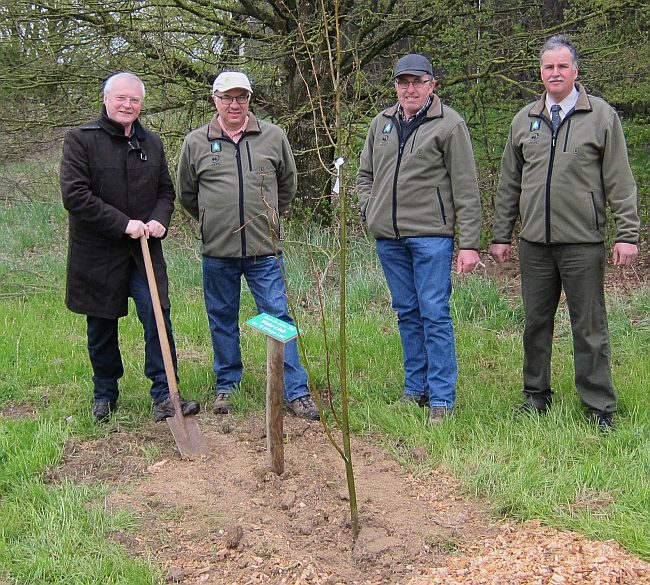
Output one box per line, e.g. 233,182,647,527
550,104,561,136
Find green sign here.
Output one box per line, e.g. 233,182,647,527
246,313,300,343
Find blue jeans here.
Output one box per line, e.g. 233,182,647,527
202,254,309,402
376,237,457,408
87,268,177,405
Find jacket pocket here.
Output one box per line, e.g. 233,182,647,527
589,192,600,230
435,187,448,226
199,208,206,243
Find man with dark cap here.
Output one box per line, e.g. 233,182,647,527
357,54,482,425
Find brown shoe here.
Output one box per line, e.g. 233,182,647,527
285,395,320,421
428,406,452,425
399,394,428,407
213,393,232,414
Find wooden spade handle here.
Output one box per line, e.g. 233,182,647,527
139,236,183,413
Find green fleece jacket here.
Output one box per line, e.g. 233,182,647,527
493,83,639,245
356,95,481,249
177,113,297,258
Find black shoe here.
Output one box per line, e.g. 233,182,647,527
516,402,549,417
92,399,117,422
153,396,200,422
589,413,615,432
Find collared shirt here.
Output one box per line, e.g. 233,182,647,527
545,86,579,120
218,115,249,143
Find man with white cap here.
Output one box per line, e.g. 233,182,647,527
356,54,482,425
177,70,319,420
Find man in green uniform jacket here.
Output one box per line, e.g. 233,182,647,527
490,35,640,431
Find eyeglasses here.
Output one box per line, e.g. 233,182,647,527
110,95,142,105
214,94,250,104
395,79,431,89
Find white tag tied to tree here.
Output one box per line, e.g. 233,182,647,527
333,157,346,194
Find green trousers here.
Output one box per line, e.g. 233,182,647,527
518,240,616,416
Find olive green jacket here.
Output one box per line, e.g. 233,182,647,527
356,95,481,249
177,113,297,258
493,83,639,245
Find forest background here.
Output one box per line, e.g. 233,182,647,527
1,0,648,225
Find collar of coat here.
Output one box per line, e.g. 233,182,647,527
207,111,261,141
528,82,592,118
382,93,443,120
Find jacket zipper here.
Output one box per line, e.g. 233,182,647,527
392,141,405,239
235,142,246,256
544,117,558,244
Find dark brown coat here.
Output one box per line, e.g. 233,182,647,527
60,110,175,319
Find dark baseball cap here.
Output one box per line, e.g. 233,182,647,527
393,54,433,78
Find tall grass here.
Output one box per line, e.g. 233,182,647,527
1,151,649,583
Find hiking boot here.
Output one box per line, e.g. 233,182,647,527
286,395,320,421
428,406,452,426
92,399,117,422
212,393,233,415
153,396,200,422
399,394,428,408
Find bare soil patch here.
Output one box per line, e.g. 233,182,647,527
47,413,650,584
0,401,36,419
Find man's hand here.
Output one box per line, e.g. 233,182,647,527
146,220,167,239
612,242,638,266
489,243,512,264
456,249,480,274
124,220,167,239
125,219,149,239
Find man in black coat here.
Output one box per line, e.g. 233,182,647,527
60,72,199,422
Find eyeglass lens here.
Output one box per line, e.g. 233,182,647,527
217,95,249,104
396,79,430,89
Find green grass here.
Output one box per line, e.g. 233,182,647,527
0,479,158,584
1,152,649,583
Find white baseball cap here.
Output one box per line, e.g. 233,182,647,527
212,71,253,94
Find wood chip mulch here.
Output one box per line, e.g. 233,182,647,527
408,520,650,584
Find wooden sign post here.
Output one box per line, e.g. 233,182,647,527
246,313,301,475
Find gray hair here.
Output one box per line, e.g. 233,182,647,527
539,35,579,67
103,72,146,99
